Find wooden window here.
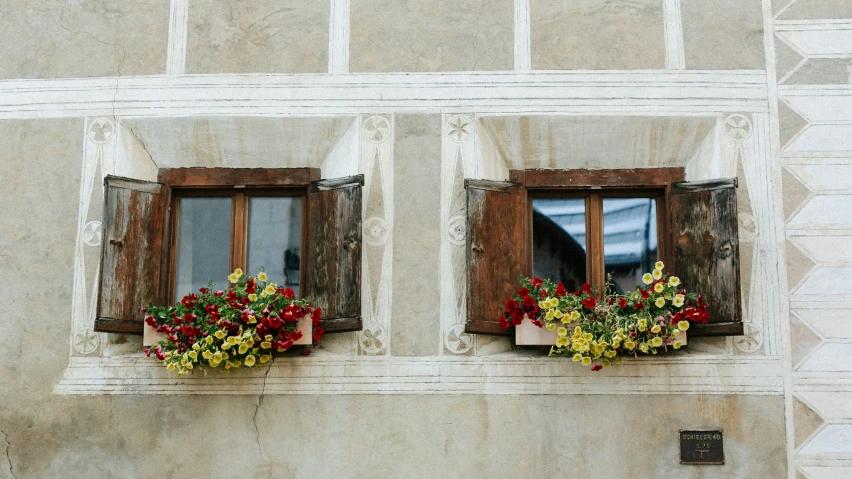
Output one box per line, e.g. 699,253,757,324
95,168,364,336
465,168,743,337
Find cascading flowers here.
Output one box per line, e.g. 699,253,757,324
502,262,710,371
143,269,324,376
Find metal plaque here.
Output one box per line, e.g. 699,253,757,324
679,430,724,465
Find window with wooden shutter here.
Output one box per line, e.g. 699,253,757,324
95,176,171,334
306,175,364,333
671,178,743,336
465,179,529,335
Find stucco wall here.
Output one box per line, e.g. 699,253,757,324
0,0,850,478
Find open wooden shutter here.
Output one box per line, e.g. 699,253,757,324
465,179,528,335
306,175,364,333
95,176,171,334
671,178,743,336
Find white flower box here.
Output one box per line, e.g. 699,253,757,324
515,318,688,347
143,315,313,347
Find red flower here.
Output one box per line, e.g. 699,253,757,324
532,277,544,287
581,283,593,294
282,288,295,300
539,290,548,299
198,287,209,294
618,298,628,309
143,348,151,357
499,317,511,330
591,364,603,372
635,302,645,311
312,326,324,341
505,299,518,313
144,316,157,327
518,287,530,297
531,319,543,328
640,289,650,299
511,315,523,326
582,297,597,309
522,296,535,308
302,348,312,356
555,283,567,297
290,330,304,341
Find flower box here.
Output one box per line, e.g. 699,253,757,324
515,317,687,347
144,315,313,348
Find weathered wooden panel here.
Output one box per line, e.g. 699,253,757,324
523,168,685,189
672,178,743,336
158,167,319,187
465,179,528,335
307,175,364,333
95,176,170,334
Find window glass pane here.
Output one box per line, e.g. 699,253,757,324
603,198,657,294
247,197,302,296
532,198,587,292
175,197,232,300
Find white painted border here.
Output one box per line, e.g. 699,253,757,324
166,0,189,75
662,0,686,70
328,0,350,74
513,0,531,71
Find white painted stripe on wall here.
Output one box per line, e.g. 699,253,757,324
514,0,531,71
663,0,686,70
328,0,350,74
166,0,189,75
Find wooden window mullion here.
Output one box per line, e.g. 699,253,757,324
230,192,248,273
587,192,605,297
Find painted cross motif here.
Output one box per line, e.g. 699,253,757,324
724,114,751,140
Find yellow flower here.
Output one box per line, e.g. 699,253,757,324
639,343,649,353
624,340,636,350
668,276,681,287
549,297,559,308
227,336,238,345
673,341,682,349
650,324,661,334
259,355,271,364
247,315,257,324
213,352,223,361
582,333,593,341
602,359,611,367
652,269,663,280
638,319,647,330
604,350,617,359
642,273,653,285
572,353,583,362
673,294,685,307
248,293,258,303
574,326,582,336
651,337,663,347
654,282,664,293
655,261,665,271
166,362,176,371
228,268,243,283
556,337,569,347
545,310,554,320
221,352,229,360
264,284,276,296
186,362,193,370
222,342,231,350
214,330,226,340
192,342,200,351
257,272,268,282
546,323,556,331
553,310,564,319
188,351,198,360
205,335,214,345
570,311,581,320
244,355,256,367
678,320,690,331
672,329,681,337
538,300,548,309
581,357,592,366
260,341,272,349
238,344,249,354
557,327,568,337
265,335,274,342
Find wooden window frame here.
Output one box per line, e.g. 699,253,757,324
159,167,320,302
512,167,685,296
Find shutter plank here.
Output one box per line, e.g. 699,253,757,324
95,176,170,334
465,179,528,335
307,175,364,333
671,178,743,336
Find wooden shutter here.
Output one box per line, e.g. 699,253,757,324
306,175,364,333
95,176,171,334
671,178,743,336
465,179,528,335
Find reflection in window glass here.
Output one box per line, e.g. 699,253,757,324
175,197,232,300
532,198,587,293
603,198,657,294
247,197,302,296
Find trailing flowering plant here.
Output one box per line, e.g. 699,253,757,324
502,262,709,371
143,269,323,375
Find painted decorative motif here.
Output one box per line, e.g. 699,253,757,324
444,324,473,354
738,213,757,243
724,114,752,140
445,114,472,143
88,118,114,143
363,216,389,246
734,323,763,354
447,215,467,245
81,220,103,247
73,329,100,355
360,324,386,354
363,115,391,144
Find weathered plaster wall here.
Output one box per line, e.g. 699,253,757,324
1,0,850,477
